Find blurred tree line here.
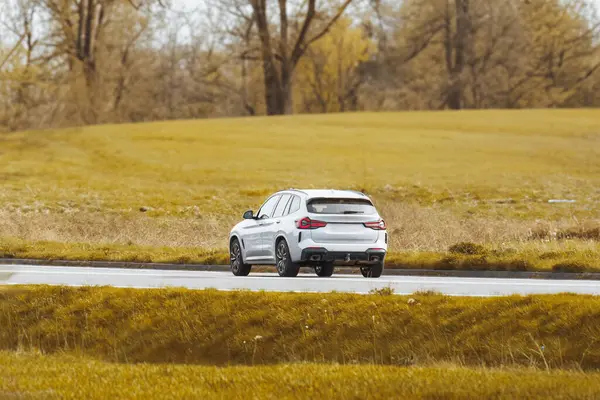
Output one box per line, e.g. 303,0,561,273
0,0,599,132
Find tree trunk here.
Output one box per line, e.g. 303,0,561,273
263,62,285,115
252,0,285,115
280,66,294,114
447,0,471,110
241,56,256,115
447,82,462,110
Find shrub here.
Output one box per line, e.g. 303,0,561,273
557,227,600,241
448,242,486,255
552,262,589,273
369,287,395,296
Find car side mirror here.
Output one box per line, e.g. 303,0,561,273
243,210,254,220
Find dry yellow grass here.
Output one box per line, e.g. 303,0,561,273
1,110,598,268
3,352,600,399
2,286,600,369
2,203,598,252
4,286,600,399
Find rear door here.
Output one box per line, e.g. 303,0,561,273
307,198,381,244
262,194,292,260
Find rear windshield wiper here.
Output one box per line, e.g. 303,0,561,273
343,210,364,214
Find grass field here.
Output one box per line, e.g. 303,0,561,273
2,237,599,272
4,286,600,398
3,286,600,369
1,110,599,270
3,352,600,399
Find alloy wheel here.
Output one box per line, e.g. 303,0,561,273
276,242,288,274
231,242,241,274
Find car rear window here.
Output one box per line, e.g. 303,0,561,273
307,198,376,215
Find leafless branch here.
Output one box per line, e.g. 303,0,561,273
0,33,26,71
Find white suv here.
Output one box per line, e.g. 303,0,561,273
229,189,387,278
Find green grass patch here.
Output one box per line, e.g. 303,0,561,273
0,237,229,265
2,237,599,272
2,352,600,399
2,286,600,369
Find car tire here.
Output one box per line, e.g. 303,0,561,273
230,238,251,276
315,263,334,277
360,261,384,278
276,239,300,277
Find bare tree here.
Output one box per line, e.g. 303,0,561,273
444,0,472,109
248,0,354,115
211,0,262,115
0,0,59,131
39,0,160,122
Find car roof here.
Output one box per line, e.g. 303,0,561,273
280,189,369,200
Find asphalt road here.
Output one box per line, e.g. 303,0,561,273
2,264,600,296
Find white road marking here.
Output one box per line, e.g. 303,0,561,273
1,264,599,296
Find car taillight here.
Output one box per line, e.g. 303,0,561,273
296,217,327,230
364,220,386,230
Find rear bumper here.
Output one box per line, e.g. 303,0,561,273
300,247,386,265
